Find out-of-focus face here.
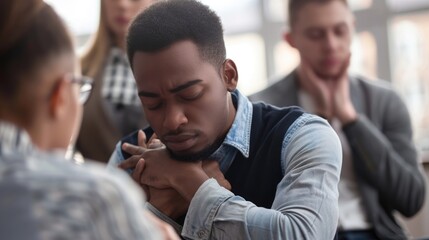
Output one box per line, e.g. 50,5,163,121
7,52,84,151
132,40,237,160
103,0,154,39
288,1,354,79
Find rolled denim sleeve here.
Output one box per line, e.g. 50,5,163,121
107,141,126,173
182,114,342,239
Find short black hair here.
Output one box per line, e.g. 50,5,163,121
127,0,226,69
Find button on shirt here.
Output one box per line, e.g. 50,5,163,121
0,121,161,240
109,90,342,240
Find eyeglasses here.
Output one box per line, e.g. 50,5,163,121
69,75,93,104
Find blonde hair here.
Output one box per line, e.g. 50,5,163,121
80,0,114,78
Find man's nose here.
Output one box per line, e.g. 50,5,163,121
116,0,131,11
324,32,340,51
162,104,188,131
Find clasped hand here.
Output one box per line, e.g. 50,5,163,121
118,130,231,219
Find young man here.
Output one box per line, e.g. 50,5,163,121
109,0,342,239
250,0,426,239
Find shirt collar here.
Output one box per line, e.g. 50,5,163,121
222,90,252,158
0,121,34,156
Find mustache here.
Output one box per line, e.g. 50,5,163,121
167,135,225,162
160,129,198,140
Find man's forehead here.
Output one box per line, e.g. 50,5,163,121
294,1,352,28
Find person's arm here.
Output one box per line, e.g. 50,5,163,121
180,115,341,240
343,90,426,217
87,165,179,240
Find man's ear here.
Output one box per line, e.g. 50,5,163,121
222,59,238,92
283,31,296,48
48,78,68,120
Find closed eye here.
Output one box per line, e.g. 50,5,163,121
306,29,324,40
141,98,163,111
334,25,348,37
180,91,203,101
147,103,163,111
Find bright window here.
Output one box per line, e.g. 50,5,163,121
225,34,267,95
264,0,286,22
264,0,373,23
44,0,99,36
390,12,429,153
350,31,377,79
348,0,373,11
387,0,429,11
273,41,300,80
200,0,261,34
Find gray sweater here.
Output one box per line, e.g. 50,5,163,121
249,71,426,239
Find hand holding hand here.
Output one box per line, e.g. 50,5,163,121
118,130,159,171
120,135,189,219
139,148,209,201
118,130,161,195
146,159,231,219
117,131,234,222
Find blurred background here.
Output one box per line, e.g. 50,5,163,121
45,0,429,236
46,0,429,163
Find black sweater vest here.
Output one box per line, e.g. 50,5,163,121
224,102,303,208
121,103,304,208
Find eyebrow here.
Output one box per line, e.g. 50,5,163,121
305,21,348,31
334,22,348,28
138,79,202,98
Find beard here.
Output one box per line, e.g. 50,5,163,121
167,136,224,162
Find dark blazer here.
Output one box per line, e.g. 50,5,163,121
249,71,426,240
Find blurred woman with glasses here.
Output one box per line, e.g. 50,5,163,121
0,0,178,239
77,0,156,163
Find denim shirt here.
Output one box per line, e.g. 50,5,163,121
109,90,342,240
